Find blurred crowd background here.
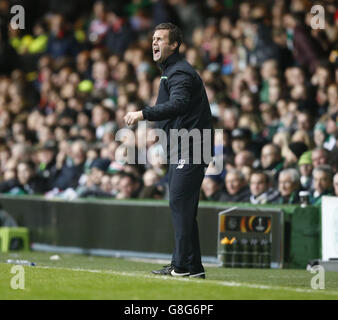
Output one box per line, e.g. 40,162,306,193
0,0,337,205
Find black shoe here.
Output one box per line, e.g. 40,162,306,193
151,264,174,276
189,271,206,279
171,268,190,277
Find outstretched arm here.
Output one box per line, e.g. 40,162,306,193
124,69,192,125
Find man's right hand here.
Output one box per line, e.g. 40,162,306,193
124,111,144,126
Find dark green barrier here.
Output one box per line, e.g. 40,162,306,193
288,206,321,268
0,195,320,268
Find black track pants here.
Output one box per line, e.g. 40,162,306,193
168,163,206,273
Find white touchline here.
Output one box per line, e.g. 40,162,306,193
33,265,338,297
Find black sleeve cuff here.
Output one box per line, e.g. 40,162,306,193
142,108,148,120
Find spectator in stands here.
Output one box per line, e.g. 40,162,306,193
0,160,49,194
9,19,49,55
283,12,321,74
222,107,239,132
46,14,79,59
311,147,330,168
311,165,334,205
324,113,338,150
334,172,338,197
76,50,92,80
92,60,117,99
219,169,251,202
234,150,256,169
327,84,338,116
76,158,112,198
249,6,280,66
50,140,86,190
201,175,224,202
291,130,313,150
115,172,140,199
104,4,134,56
296,110,314,134
87,1,109,46
10,143,31,162
259,143,284,184
275,168,301,204
91,104,116,140
100,174,113,193
35,140,57,182
241,165,253,184
313,122,328,148
285,142,308,167
298,151,313,191
110,171,123,197
138,169,163,199
249,171,279,204
230,128,252,155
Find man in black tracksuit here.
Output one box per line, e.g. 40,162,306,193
124,23,214,278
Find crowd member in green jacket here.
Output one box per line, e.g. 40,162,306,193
274,168,301,204
311,165,334,206
9,20,48,55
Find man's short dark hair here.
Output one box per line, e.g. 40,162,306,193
251,170,270,185
313,165,333,180
265,143,281,157
154,23,183,53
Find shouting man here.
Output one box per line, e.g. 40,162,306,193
124,23,214,278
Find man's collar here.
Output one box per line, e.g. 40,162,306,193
158,52,182,71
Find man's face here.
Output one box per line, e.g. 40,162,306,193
312,150,327,168
334,173,338,196
314,129,326,147
250,174,268,197
225,172,243,195
223,110,237,130
152,29,176,63
38,149,54,164
278,173,296,197
71,143,86,165
90,168,104,186
313,171,332,194
297,113,311,131
202,177,220,198
92,106,108,127
231,139,246,154
261,145,279,169
119,177,134,198
17,163,33,185
299,163,312,177
235,153,247,169
101,175,112,193
143,171,159,187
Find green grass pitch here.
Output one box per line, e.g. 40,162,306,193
1,252,338,300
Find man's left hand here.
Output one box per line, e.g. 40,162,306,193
124,111,144,126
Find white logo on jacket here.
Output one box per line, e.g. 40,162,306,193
176,159,185,169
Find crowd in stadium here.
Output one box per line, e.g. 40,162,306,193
0,0,337,206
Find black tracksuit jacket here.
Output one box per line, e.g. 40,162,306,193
142,52,214,165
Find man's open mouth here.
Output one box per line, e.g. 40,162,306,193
153,47,160,56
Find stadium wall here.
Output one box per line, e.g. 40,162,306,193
0,195,320,269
